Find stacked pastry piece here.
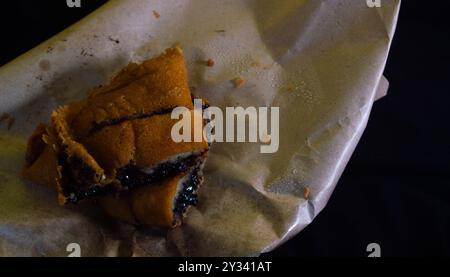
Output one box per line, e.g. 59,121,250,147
23,48,209,228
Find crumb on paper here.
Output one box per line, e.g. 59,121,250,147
286,84,295,92
153,10,160,19
303,187,311,199
0,113,15,130
206,58,215,67
233,77,245,88
108,36,120,44
214,29,225,33
46,46,54,53
261,133,271,144
35,75,43,81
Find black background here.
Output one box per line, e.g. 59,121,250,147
0,1,449,257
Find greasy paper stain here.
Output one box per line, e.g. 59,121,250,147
0,113,15,130
39,60,51,71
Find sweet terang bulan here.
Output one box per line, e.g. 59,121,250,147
22,47,210,228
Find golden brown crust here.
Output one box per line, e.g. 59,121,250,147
22,124,58,188
22,143,58,189
98,193,138,225
134,112,208,167
81,112,208,180
24,123,47,166
52,105,105,182
59,47,193,139
81,121,136,179
99,172,186,228
130,175,181,227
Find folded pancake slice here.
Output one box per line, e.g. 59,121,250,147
49,48,195,202
99,165,203,228
43,47,207,204
22,47,210,228
22,123,206,228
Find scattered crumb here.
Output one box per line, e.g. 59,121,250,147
214,29,225,33
35,75,43,81
46,46,54,53
261,133,271,144
108,36,120,44
303,187,311,199
286,84,295,93
206,58,215,67
93,34,98,38
0,113,15,130
233,77,245,88
153,10,160,19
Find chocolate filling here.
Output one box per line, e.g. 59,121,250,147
116,153,204,191
58,150,206,204
173,166,202,216
57,151,112,203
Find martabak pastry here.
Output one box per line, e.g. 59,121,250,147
99,165,203,227
22,47,209,228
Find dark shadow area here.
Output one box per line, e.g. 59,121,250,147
0,0,107,66
264,1,450,257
